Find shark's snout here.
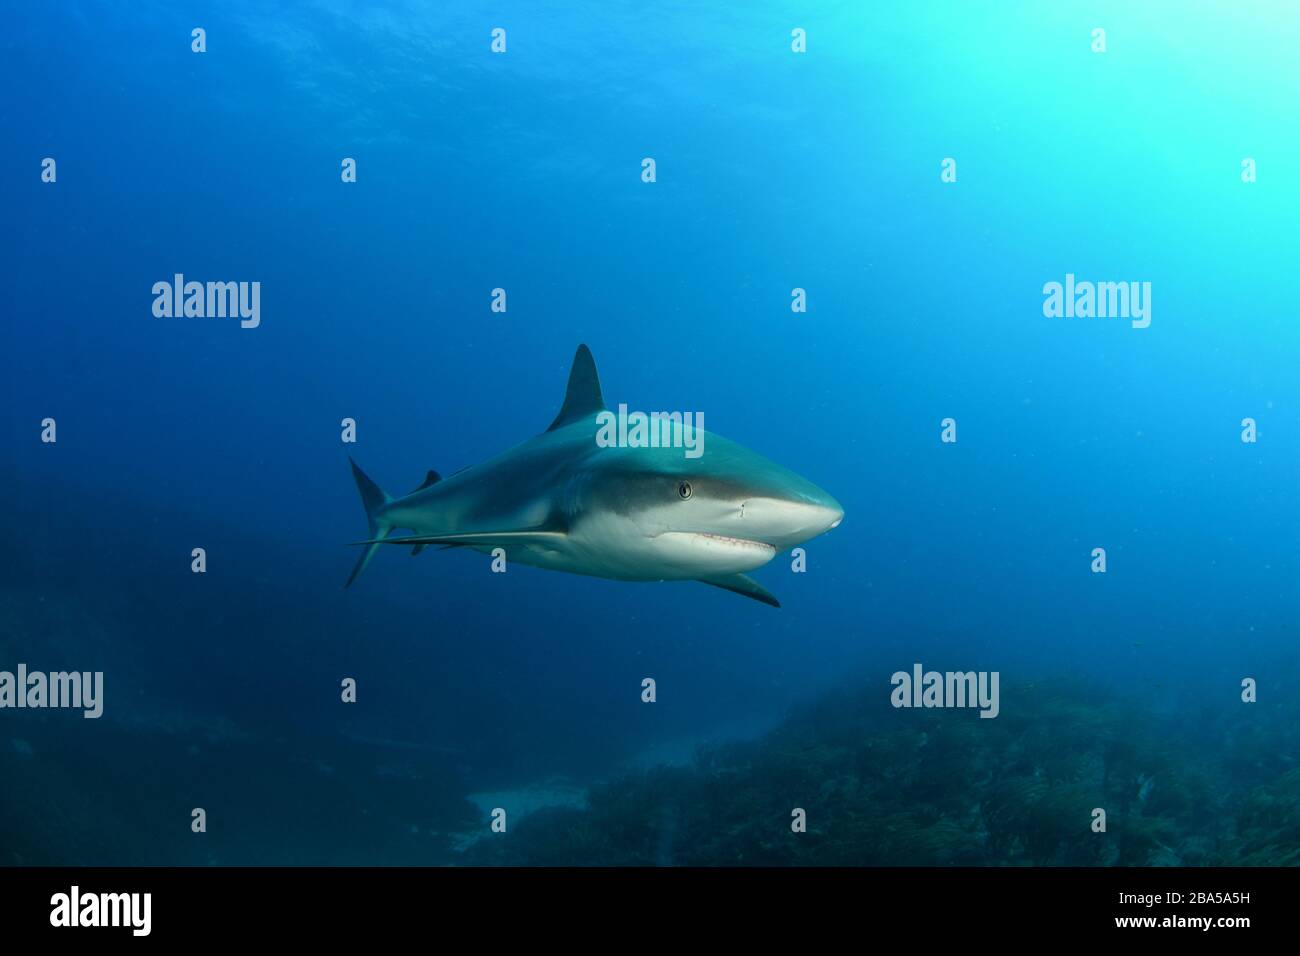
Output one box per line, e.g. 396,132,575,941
824,502,845,532
738,490,843,551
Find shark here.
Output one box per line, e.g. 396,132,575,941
345,345,843,607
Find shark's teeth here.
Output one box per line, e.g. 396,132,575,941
689,533,773,551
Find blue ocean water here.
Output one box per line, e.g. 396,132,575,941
3,3,1299,865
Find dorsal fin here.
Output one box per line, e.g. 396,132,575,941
411,470,441,493
547,344,606,432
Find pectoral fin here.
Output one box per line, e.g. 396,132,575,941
351,530,567,549
697,573,780,608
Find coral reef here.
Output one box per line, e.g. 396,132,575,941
462,678,1297,866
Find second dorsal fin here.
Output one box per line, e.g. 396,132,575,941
411,470,441,494
409,470,442,555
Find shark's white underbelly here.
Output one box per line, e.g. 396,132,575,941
470,514,776,581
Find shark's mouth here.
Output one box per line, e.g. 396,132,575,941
642,530,777,574
689,532,773,552
658,531,777,566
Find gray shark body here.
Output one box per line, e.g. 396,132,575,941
346,345,842,607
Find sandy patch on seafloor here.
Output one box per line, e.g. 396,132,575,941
451,780,589,852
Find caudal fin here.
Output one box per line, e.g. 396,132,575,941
345,458,393,588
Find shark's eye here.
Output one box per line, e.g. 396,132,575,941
677,480,693,500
